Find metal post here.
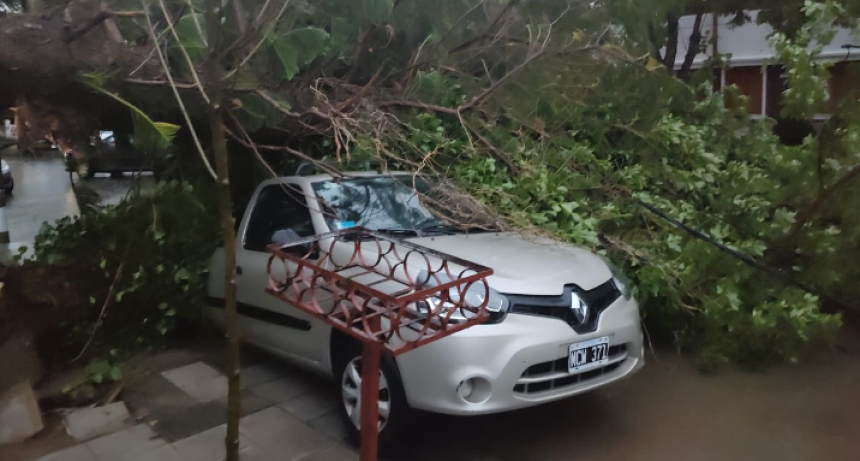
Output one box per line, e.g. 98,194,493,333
359,343,382,461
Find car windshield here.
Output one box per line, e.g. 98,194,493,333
312,175,497,235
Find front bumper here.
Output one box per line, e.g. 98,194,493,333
396,296,644,415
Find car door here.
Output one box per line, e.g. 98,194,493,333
235,182,323,363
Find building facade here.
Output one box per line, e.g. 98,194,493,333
673,10,860,120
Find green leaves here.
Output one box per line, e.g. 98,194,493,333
32,181,219,366
80,77,180,151
170,13,207,61
269,27,330,80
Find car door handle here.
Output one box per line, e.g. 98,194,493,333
236,266,243,275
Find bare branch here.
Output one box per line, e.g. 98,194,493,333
63,10,113,43
449,0,520,54
223,126,344,177
158,0,209,103
460,117,519,175
143,4,217,180
223,0,292,81
254,89,302,117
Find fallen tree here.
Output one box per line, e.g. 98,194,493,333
2,0,858,375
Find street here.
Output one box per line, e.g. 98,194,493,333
1,151,77,261
398,341,860,461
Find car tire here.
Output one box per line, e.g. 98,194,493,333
333,342,413,455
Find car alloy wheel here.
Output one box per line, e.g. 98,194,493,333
341,356,391,432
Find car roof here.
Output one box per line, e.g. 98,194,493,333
258,171,415,188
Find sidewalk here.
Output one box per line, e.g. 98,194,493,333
32,351,356,461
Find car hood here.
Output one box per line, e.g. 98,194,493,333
404,232,612,296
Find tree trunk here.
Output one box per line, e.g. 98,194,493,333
204,1,241,460
663,12,680,73
678,11,705,81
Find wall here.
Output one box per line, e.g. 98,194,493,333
671,10,860,69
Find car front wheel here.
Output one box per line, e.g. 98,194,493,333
335,346,412,453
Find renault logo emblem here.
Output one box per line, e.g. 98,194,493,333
570,293,588,324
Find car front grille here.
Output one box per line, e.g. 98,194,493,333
513,344,628,395
507,280,622,333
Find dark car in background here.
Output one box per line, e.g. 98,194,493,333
1,159,13,194
69,131,153,178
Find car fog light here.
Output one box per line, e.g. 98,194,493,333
456,377,492,404
456,379,475,399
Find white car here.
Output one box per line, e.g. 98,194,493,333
208,171,644,448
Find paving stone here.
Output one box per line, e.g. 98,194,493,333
299,445,358,461
0,381,44,444
172,423,251,461
85,424,166,461
149,400,227,442
161,362,222,388
307,411,349,443
278,390,337,422
130,445,183,461
35,445,98,461
181,375,229,403
125,374,179,396
240,365,285,389
238,407,302,443
252,422,334,461
64,402,132,442
250,378,313,404
216,389,273,417
123,379,198,422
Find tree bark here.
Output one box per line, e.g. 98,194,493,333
678,11,704,81
663,12,680,73
205,1,241,460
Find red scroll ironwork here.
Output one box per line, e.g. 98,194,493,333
265,227,495,356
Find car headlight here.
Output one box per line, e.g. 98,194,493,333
413,271,510,324
1,160,9,174
601,257,633,300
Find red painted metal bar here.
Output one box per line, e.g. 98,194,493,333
359,342,382,461
265,227,494,461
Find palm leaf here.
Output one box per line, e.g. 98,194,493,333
79,75,180,150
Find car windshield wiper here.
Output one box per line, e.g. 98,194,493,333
421,223,501,234
418,224,462,234
372,228,420,237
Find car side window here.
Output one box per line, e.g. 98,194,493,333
243,184,315,252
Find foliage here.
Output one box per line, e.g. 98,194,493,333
28,181,219,361
5,0,860,369
81,75,181,151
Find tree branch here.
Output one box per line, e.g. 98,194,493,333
663,12,680,71
460,117,518,175
449,0,520,54
223,126,344,177
787,163,860,239
678,11,705,81
158,0,209,103
63,11,112,43
143,6,217,180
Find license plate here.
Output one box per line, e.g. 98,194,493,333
568,336,610,373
